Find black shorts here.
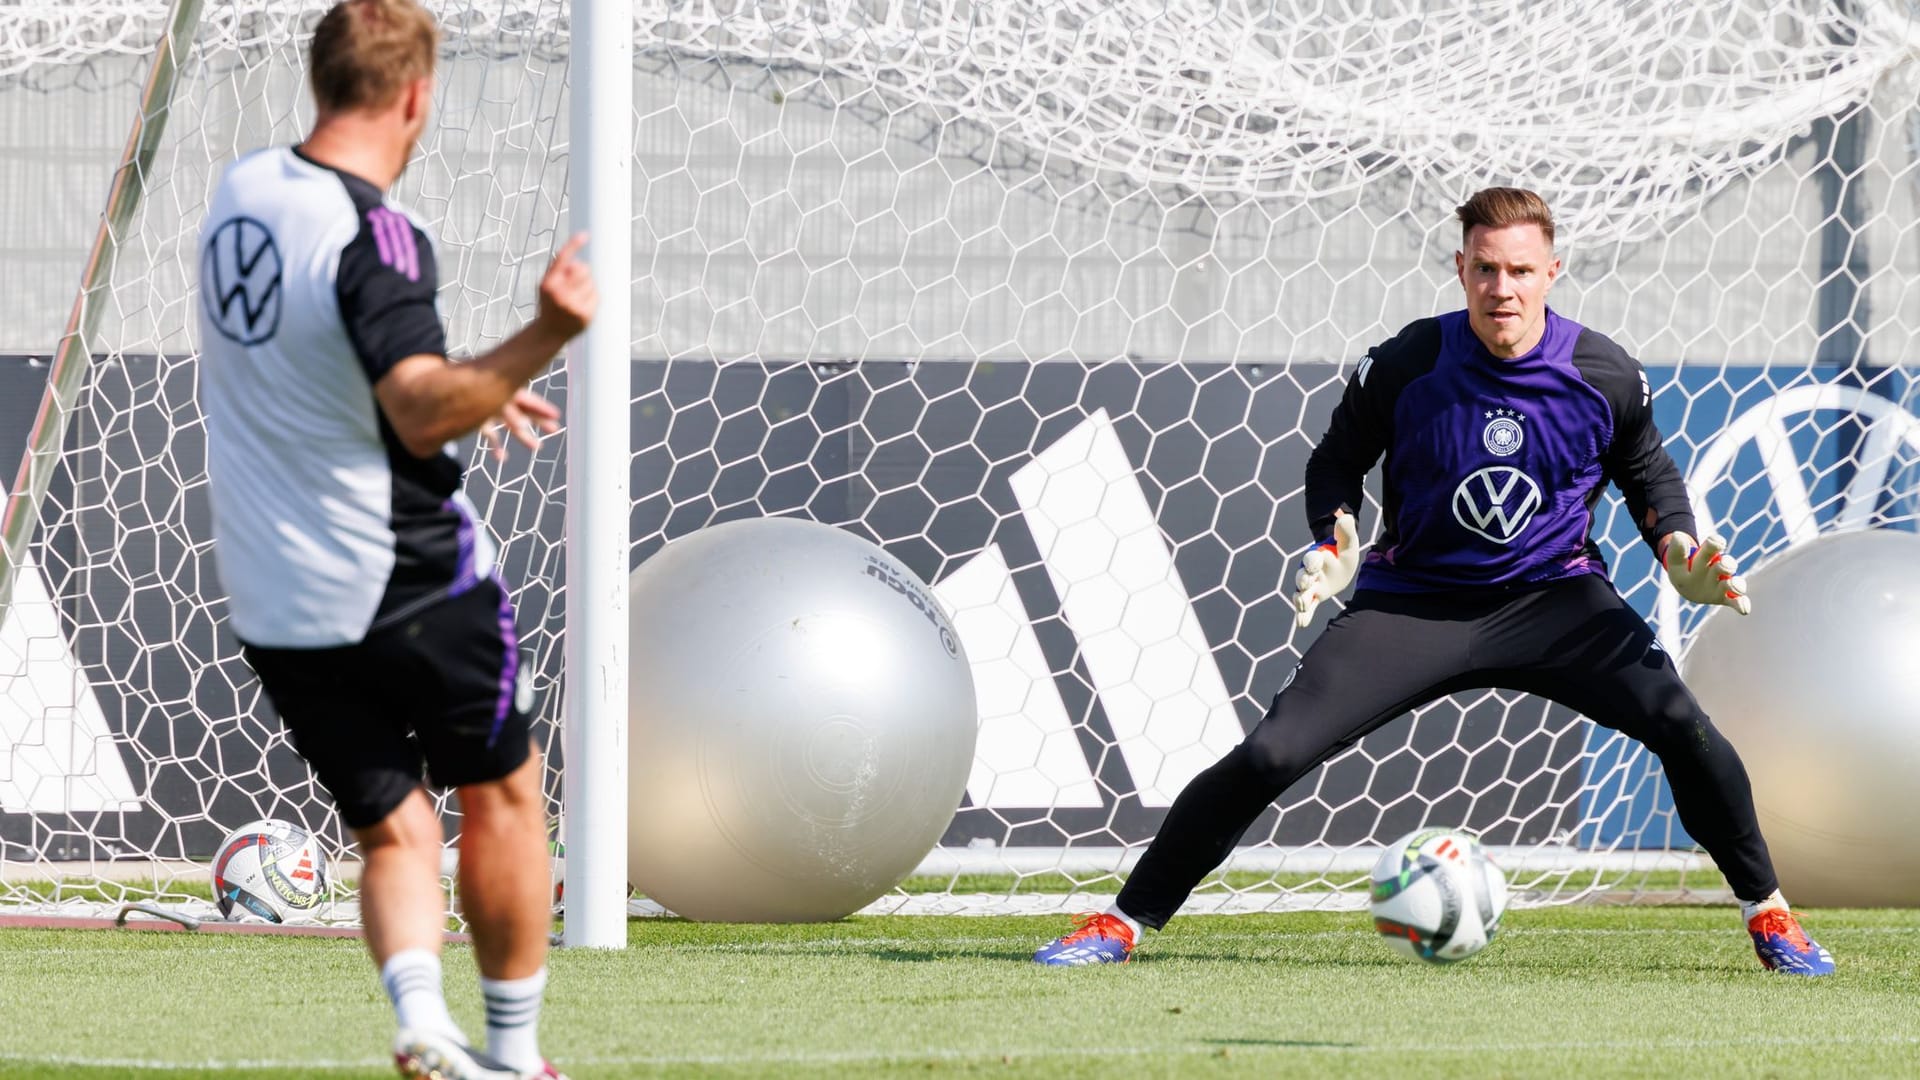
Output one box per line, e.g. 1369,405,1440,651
243,577,534,829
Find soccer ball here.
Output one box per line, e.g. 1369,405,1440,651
1369,827,1507,964
211,819,331,923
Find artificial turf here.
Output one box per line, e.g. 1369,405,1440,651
0,906,1913,1078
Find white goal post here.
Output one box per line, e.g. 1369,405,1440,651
2,0,1920,931
559,0,632,952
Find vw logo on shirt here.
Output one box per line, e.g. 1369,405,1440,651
201,216,283,345
1452,466,1543,544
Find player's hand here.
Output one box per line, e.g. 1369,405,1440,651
1294,511,1361,628
1662,531,1751,615
480,388,561,461
537,232,598,341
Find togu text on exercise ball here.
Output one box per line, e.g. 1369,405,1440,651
626,517,978,921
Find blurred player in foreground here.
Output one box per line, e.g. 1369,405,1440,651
196,1,598,1074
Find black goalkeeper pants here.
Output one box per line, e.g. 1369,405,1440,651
1116,573,1778,928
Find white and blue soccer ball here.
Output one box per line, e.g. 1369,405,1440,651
1369,827,1507,964
211,819,331,923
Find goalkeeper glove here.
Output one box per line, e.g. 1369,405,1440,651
1294,512,1361,628
1663,531,1752,615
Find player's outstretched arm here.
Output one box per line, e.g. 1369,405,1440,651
376,233,599,458
1293,510,1361,628
478,387,562,461
1661,531,1751,615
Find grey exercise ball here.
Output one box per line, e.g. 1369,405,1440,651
626,517,977,921
1684,528,1920,908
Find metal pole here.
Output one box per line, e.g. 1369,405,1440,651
0,0,208,623
562,0,633,949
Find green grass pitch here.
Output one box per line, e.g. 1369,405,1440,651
0,907,1914,1078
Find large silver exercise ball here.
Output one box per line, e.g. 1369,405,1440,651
1684,528,1920,908
626,517,977,921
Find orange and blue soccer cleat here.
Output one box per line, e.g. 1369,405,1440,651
1747,908,1835,976
1033,912,1136,966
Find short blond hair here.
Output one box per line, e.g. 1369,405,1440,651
1456,187,1555,248
308,0,439,114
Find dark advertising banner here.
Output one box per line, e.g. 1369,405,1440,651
3,354,1912,858
610,359,1588,851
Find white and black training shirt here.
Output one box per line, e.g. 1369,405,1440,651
196,146,495,648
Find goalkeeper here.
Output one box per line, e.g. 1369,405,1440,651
1035,187,1833,976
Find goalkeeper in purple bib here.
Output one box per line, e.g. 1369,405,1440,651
1034,187,1834,975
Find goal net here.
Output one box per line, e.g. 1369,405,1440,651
3,0,1919,924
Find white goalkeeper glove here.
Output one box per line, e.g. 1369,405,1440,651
1294,512,1361,628
1663,531,1752,616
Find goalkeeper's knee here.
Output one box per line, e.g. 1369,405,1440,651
1632,696,1716,759
1239,728,1314,792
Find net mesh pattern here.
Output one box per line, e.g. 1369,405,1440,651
3,0,1919,920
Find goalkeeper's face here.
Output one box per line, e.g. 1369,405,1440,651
1456,223,1561,359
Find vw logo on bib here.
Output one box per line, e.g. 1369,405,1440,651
1452,466,1542,544
201,216,283,345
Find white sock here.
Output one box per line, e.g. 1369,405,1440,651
1104,905,1144,941
480,968,548,1073
381,949,460,1039
1741,889,1789,923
